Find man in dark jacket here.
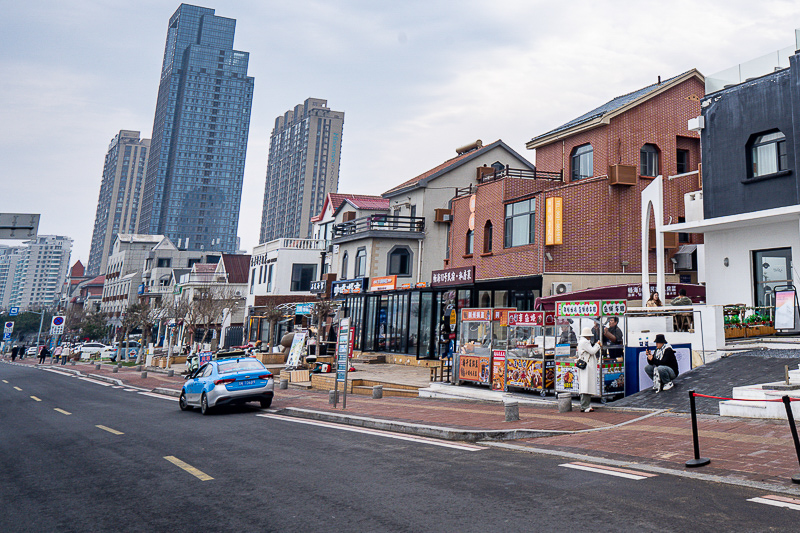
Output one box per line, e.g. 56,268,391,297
645,334,679,392
38,345,50,364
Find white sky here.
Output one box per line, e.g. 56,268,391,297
2,0,798,265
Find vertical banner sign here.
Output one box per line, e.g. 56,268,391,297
3,321,13,342
545,197,563,246
285,332,307,369
334,318,351,409
50,316,65,336
775,290,797,330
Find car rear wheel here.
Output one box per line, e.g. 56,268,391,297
200,393,211,415
179,391,191,411
260,398,273,409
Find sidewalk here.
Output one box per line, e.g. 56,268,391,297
5,357,800,494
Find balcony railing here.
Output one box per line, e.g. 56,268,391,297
478,166,563,184
276,238,326,250
333,215,425,238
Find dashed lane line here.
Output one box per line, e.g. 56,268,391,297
2,379,7,383
559,461,656,480
96,425,124,435
13,386,22,391
54,408,71,415
748,495,800,511
257,413,486,451
30,396,41,402
163,456,213,481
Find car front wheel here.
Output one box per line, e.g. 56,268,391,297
200,393,211,415
179,391,191,411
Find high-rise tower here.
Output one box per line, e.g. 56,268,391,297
259,98,344,242
87,130,150,276
139,4,254,253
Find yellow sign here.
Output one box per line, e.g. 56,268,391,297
450,309,457,327
545,196,563,245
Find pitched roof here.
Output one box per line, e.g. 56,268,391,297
382,139,534,197
342,197,390,211
220,254,251,284
526,69,703,149
312,193,388,222
87,275,105,286
70,260,84,277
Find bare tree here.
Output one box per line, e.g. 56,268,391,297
127,300,168,364
260,304,284,353
193,286,243,348
157,293,191,368
311,300,336,356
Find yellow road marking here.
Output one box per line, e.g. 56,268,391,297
30,396,41,402
96,425,124,435
54,408,71,415
163,456,213,481
13,386,22,391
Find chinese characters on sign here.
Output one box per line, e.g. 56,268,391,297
458,355,490,383
545,196,563,246
460,308,491,322
431,266,474,287
556,300,626,317
369,275,397,291
332,278,367,298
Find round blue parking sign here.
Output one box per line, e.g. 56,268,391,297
53,316,64,326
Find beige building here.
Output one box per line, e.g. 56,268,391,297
87,130,151,276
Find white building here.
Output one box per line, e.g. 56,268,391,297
1,236,73,311
101,234,165,316
246,238,326,309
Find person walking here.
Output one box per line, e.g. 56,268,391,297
38,345,50,364
53,345,62,365
10,345,18,362
645,334,679,392
18,344,26,360
577,326,602,412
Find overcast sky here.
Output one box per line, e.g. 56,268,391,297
2,0,798,265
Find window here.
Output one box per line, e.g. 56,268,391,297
465,230,473,255
157,258,171,268
750,131,788,177
676,149,690,174
570,144,593,181
483,222,493,253
753,247,792,308
355,248,367,277
341,252,348,279
387,246,412,276
640,144,659,177
266,264,274,292
290,264,317,291
504,199,536,247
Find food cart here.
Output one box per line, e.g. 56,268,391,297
504,311,557,396
456,308,494,386
554,300,627,402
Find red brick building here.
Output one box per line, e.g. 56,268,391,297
447,70,705,307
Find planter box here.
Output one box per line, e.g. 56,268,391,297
725,326,745,339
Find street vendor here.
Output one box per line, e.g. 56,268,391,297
592,316,624,356
558,321,577,346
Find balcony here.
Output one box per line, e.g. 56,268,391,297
332,215,425,243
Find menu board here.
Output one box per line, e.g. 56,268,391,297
459,354,491,383
491,350,506,391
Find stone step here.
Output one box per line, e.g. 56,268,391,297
720,399,799,420
288,381,312,390
352,385,418,398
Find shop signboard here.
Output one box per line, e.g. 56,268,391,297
309,280,327,295
508,311,544,326
450,309,457,327
557,300,626,317
336,318,351,383
601,300,627,316
545,196,563,246
285,332,307,368
399,283,413,290
199,351,213,365
492,308,516,326
459,354,491,383
431,266,474,287
331,278,367,299
295,303,313,315
369,275,397,292
461,308,491,322
491,350,506,390
775,290,796,330
415,282,428,288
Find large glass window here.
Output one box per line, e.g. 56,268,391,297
355,248,367,277
504,199,536,248
753,247,792,308
640,144,659,177
388,246,411,276
571,144,593,181
751,131,788,177
290,264,316,291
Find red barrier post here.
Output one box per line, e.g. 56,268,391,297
780,395,800,484
685,390,711,468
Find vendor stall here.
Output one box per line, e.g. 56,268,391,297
456,308,494,386
554,300,627,402
500,311,557,396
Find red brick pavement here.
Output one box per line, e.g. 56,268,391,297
7,357,800,489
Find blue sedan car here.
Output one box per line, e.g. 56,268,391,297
180,358,274,415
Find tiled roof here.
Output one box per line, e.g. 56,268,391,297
87,275,105,286
193,263,217,273
312,193,388,221
528,70,698,145
382,149,482,196
344,197,390,210
220,254,251,284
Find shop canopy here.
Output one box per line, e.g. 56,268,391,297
534,283,706,311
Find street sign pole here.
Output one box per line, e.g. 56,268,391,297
35,311,45,348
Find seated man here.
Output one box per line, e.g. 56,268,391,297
670,289,694,331
645,334,679,392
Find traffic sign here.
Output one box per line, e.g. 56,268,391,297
9,307,19,316
50,315,65,335
4,321,13,334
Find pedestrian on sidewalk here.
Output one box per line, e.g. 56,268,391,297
38,345,50,364
10,345,18,362
53,345,63,365
645,334,679,392
19,344,26,360
577,326,602,412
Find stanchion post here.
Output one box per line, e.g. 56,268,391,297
685,390,711,468
780,395,800,484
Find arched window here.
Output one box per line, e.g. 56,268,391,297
570,144,593,181
465,230,474,255
640,144,659,177
483,221,493,253
341,252,348,279
387,246,412,276
355,247,367,277
750,130,788,177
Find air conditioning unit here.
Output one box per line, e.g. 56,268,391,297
442,214,453,222
434,208,452,223
551,281,572,295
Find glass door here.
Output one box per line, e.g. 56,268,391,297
753,247,792,308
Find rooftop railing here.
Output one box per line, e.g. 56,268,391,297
333,215,425,238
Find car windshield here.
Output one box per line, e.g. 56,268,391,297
217,360,264,374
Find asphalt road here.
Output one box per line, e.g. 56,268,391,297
1,363,797,532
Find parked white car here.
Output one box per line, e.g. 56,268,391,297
78,342,109,360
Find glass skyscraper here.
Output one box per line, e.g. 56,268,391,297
139,4,254,253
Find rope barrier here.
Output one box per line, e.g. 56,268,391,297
692,393,800,402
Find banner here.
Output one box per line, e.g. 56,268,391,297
285,332,307,368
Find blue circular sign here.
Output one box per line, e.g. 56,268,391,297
53,316,64,326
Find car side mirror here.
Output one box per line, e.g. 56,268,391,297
184,374,191,380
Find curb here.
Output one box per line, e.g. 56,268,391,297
87,373,125,387
153,387,181,397
276,407,570,442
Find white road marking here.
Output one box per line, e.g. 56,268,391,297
42,368,73,377
257,414,486,451
30,396,41,402
54,408,71,415
112,386,123,389
138,391,178,402
164,456,213,481
96,425,124,435
748,496,800,511
78,377,112,386
2,379,8,383
123,388,138,392
559,462,652,480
